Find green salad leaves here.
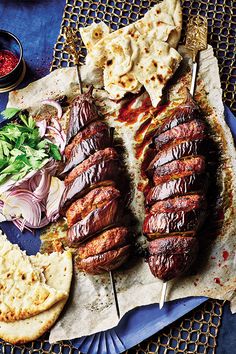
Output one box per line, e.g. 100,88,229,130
0,109,61,185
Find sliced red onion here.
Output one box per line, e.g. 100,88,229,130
31,170,51,202
46,126,66,153
2,190,42,228
51,117,62,132
46,177,65,222
42,99,63,119
36,119,47,137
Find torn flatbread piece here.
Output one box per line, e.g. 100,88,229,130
80,0,182,106
0,250,73,344
0,232,68,322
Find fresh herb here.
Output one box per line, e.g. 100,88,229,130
0,108,62,185
1,107,21,120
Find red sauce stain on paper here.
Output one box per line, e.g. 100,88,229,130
214,277,223,286
222,250,229,261
117,95,153,125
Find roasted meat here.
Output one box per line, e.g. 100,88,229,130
147,139,206,172
66,186,120,227
67,198,120,245
150,194,206,214
77,227,129,259
143,209,204,238
154,119,207,150
76,244,131,274
153,156,205,185
66,86,99,143
146,174,207,206
65,147,118,185
148,237,199,281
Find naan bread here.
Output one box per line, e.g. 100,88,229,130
80,0,182,106
0,233,68,322
0,251,73,344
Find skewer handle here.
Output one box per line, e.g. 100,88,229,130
190,61,198,96
109,271,120,319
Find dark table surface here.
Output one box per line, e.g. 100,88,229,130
0,1,236,353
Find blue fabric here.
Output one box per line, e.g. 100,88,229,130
0,2,236,353
0,0,65,111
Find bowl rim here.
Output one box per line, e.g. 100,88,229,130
0,29,23,79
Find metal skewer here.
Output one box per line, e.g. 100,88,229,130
159,16,208,310
159,282,167,310
64,27,83,94
185,16,208,96
64,26,121,320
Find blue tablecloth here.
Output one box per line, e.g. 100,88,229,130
0,1,236,353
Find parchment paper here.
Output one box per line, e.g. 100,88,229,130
8,45,236,342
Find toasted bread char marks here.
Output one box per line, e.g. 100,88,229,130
80,0,182,106
148,236,199,281
66,186,120,228
143,209,204,237
67,198,120,245
65,148,118,185
146,173,207,206
147,139,206,171
76,245,131,274
154,119,207,150
0,250,73,344
150,194,206,214
77,227,129,259
153,156,205,184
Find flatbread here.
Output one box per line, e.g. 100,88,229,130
80,0,182,105
0,251,73,344
0,233,68,322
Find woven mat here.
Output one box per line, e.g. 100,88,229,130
1,0,235,353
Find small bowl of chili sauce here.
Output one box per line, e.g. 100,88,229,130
0,30,26,92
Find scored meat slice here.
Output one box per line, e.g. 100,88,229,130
66,186,120,227
154,119,207,150
143,209,205,238
148,236,199,281
62,127,111,175
147,139,206,173
77,227,129,259
76,245,131,274
154,91,200,137
150,194,206,214
146,173,207,206
67,198,120,245
153,156,205,185
65,121,109,159
65,147,118,185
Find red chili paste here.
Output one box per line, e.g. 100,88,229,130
0,50,19,77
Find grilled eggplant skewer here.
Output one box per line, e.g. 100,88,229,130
60,87,132,319
143,92,208,308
